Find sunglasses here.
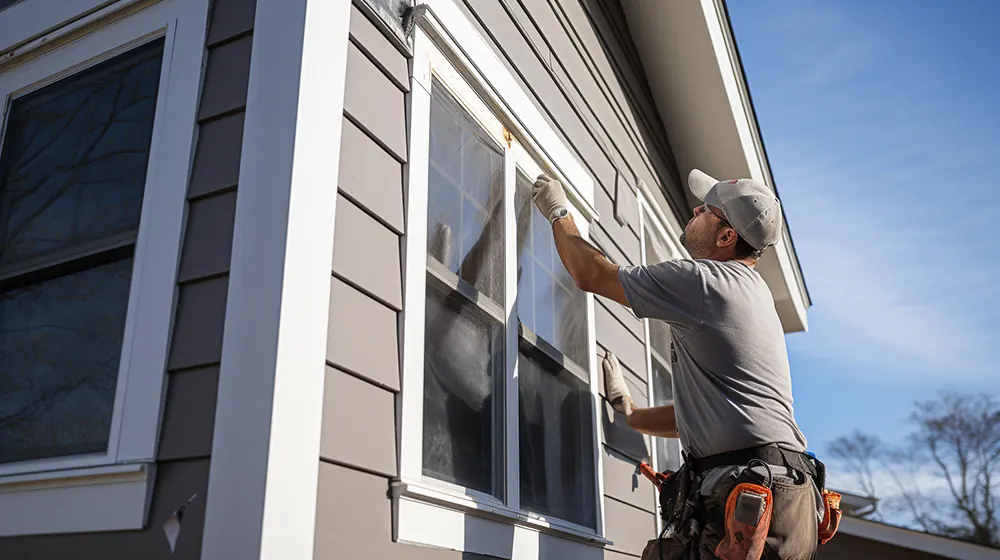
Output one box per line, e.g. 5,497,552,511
698,203,733,228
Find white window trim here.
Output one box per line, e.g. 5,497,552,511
0,0,209,536
397,3,608,556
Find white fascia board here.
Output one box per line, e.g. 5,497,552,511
200,0,350,558
696,0,808,331
839,517,1000,560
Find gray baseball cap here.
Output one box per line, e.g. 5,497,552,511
688,169,783,251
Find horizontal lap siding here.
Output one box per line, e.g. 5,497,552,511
455,0,670,554
0,0,256,557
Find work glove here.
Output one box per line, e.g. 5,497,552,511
532,174,570,224
603,351,635,416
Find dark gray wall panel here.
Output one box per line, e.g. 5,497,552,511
158,367,221,461
595,303,645,382
177,192,237,282
320,367,397,477
0,459,211,559
343,42,407,161
315,463,499,560
168,277,229,370
198,36,253,120
349,4,408,92
207,0,256,46
339,117,405,234
600,299,643,342
604,497,656,557
332,195,403,309
602,446,655,514
594,184,639,264
327,277,400,390
188,112,244,198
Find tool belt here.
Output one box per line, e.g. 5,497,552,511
655,444,842,557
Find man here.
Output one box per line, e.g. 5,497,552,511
532,170,823,560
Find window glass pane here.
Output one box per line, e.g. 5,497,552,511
518,352,596,528
642,214,673,359
0,258,133,463
651,359,681,472
426,78,504,304
0,39,164,266
422,280,504,498
514,171,588,367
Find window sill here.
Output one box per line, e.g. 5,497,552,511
0,462,154,537
391,479,611,560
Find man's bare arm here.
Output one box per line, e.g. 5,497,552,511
625,404,679,439
551,214,630,307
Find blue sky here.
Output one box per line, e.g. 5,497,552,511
727,0,1000,491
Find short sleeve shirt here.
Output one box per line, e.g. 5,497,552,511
618,259,808,458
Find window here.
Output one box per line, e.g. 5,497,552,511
0,0,208,537
640,198,683,474
396,3,606,554
0,38,164,465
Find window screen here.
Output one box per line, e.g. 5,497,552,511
422,77,505,498
0,39,164,463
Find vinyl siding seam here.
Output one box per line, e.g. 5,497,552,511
206,28,254,50
596,298,643,345
331,271,403,313
349,0,413,58
178,270,230,287
318,456,392,482
343,111,407,165
337,187,404,236
605,494,655,517
188,183,238,203
348,33,409,93
197,106,248,126
326,363,401,395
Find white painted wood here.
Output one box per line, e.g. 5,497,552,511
0,0,205,497
397,30,432,484
200,0,351,557
0,0,147,57
503,142,520,511
0,463,152,536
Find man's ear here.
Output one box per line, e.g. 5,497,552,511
717,227,738,248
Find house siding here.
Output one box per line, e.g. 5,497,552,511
319,0,679,558
817,534,952,560
0,0,257,556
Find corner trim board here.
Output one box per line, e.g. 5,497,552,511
200,0,352,557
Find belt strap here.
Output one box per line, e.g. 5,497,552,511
689,444,821,487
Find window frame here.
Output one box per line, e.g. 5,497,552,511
396,1,608,554
637,191,686,534
0,0,209,536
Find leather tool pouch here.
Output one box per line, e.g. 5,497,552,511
714,481,773,560
818,490,842,544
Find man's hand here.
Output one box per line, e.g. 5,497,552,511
532,174,570,224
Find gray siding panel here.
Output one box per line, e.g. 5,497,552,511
177,191,237,282
320,367,397,477
327,277,401,391
198,35,253,120
332,194,403,310
188,112,244,198
158,367,221,461
604,497,656,557
168,276,229,370
595,303,645,382
343,42,407,161
602,447,655,514
206,0,256,45
0,459,211,559
338,116,405,234
348,4,408,92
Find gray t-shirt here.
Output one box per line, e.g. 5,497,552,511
618,259,807,459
